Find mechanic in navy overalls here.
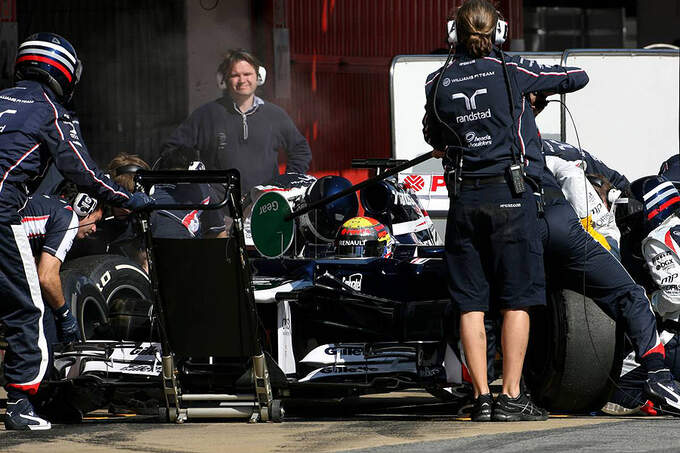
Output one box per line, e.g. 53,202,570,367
423,0,588,421
20,190,101,370
528,93,680,414
0,33,152,430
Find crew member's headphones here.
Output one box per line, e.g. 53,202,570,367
216,65,267,90
73,192,98,218
447,14,508,46
111,164,146,177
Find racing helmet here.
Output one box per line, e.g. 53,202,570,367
298,176,359,243
629,175,680,235
15,33,82,101
335,216,395,258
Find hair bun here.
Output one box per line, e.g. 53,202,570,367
466,33,492,57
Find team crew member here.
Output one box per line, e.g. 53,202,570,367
423,0,588,422
161,49,312,193
0,33,152,431
602,176,680,413
21,191,101,347
528,95,680,414
151,146,226,239
543,146,623,257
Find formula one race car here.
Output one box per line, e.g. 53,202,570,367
2,162,621,422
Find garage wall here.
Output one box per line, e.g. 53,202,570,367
17,0,188,168
185,0,252,111
268,0,524,183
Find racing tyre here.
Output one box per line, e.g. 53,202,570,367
60,270,109,340
525,288,622,413
63,254,152,306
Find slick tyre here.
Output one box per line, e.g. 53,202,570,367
60,270,108,340
524,288,622,413
63,254,152,306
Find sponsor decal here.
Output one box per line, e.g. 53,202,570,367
442,77,451,87
431,175,446,192
656,259,674,271
459,59,476,66
325,346,364,356
500,203,521,208
341,273,363,291
0,95,34,104
452,89,487,110
661,273,679,285
456,108,491,124
464,131,492,148
451,87,492,123
451,71,495,83
319,365,379,374
653,252,672,264
403,174,425,192
338,239,366,246
0,108,17,118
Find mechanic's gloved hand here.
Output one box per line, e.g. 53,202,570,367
124,192,155,211
54,304,81,343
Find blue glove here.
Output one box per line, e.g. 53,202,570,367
124,192,155,211
54,304,81,343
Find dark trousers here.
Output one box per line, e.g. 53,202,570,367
0,223,48,395
540,198,660,360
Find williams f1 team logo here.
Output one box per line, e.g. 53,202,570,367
403,174,425,192
452,89,491,123
452,89,487,110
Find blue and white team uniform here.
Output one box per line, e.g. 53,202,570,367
0,81,132,401
19,194,82,362
0,31,152,431
20,195,79,261
423,48,588,313
542,139,628,256
605,177,680,413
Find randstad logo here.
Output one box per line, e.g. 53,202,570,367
456,109,491,123
452,89,491,123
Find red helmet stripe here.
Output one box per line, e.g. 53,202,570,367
647,196,680,220
17,54,72,82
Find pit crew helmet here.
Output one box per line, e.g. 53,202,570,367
298,176,359,243
629,175,680,235
335,216,395,258
15,33,82,101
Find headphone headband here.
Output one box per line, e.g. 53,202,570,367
447,12,508,46
112,164,145,177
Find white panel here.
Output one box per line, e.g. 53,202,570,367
563,52,679,180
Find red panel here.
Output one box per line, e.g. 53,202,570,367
277,0,523,183
0,0,15,21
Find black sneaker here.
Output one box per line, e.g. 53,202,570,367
644,369,680,415
4,398,51,431
492,392,548,421
471,393,493,422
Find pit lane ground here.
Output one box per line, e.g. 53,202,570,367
1,390,679,452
